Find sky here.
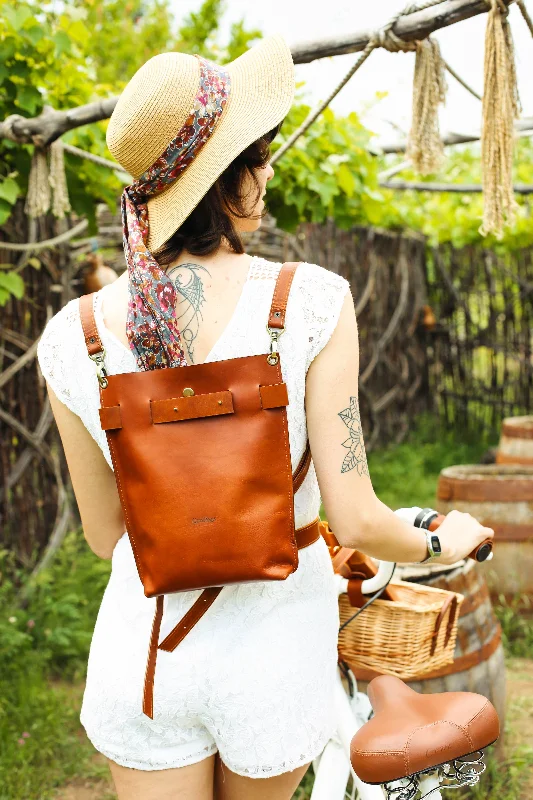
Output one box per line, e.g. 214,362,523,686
171,0,533,145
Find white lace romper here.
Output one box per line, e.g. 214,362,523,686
36,256,351,776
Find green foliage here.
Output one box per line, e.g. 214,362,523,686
176,0,262,62
0,0,263,304
0,530,111,680
0,0,129,308
0,268,24,304
375,138,533,251
268,104,382,231
0,530,111,797
68,0,177,88
177,0,224,57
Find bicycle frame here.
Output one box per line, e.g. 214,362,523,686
310,507,445,800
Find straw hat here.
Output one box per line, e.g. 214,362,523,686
106,35,294,254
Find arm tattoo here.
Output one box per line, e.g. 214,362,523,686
166,262,210,364
338,396,370,476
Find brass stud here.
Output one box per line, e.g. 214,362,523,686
173,407,178,411
218,400,222,405
183,387,195,397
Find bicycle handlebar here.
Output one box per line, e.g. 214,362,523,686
338,507,495,598
428,513,493,563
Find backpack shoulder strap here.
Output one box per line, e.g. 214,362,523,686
268,261,301,330
267,261,312,490
79,292,102,357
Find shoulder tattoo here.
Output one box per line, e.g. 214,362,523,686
166,262,210,364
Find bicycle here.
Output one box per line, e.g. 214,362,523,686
309,506,498,800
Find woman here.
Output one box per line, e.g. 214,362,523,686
37,35,493,800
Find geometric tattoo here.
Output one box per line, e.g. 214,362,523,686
166,262,210,364
338,396,370,476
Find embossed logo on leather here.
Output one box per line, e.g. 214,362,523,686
425,743,453,757
192,517,216,524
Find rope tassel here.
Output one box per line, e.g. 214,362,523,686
24,147,51,219
480,0,521,237
407,37,447,176
49,139,71,219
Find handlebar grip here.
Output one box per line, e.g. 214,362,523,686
468,539,493,562
428,514,494,562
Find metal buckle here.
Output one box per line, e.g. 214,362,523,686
266,322,285,365
88,349,109,388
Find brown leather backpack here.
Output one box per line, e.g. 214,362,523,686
79,261,322,717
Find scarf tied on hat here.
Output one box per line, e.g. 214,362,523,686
121,55,231,371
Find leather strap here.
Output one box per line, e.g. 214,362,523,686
143,515,322,718
268,261,301,329
79,292,104,356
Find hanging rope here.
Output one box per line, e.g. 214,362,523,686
61,141,131,177
24,147,50,218
22,139,73,219
271,0,447,166
443,60,482,100
407,37,447,175
516,0,533,38
480,0,521,237
49,139,71,219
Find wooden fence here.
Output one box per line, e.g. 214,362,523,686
424,243,533,434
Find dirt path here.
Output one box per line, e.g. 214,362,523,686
54,658,533,799
54,749,115,800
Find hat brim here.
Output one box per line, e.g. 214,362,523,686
145,34,294,254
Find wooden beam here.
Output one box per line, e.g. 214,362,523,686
291,0,511,63
380,179,533,194
379,117,533,153
0,0,509,148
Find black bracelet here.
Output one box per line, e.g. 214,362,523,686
414,507,439,531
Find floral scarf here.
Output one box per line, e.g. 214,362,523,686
121,55,231,370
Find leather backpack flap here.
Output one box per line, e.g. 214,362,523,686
79,262,312,599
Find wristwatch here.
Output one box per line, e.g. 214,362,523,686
414,507,443,563
421,529,443,563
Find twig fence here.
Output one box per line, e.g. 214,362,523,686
425,242,533,431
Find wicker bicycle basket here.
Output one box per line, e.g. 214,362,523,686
337,580,464,680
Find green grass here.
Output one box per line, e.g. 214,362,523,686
495,595,533,659
366,411,496,510
455,740,533,800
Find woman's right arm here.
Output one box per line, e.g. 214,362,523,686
305,289,493,565
46,382,126,559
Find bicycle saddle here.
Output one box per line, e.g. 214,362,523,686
350,675,500,784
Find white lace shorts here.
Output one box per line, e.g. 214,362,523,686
80,533,340,776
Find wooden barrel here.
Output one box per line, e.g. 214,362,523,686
496,416,533,465
354,560,506,735
436,463,533,596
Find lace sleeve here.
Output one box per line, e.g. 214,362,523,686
36,299,87,417
36,298,123,471
296,262,352,373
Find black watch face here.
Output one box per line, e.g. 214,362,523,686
430,535,442,555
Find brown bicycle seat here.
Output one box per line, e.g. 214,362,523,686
350,675,500,785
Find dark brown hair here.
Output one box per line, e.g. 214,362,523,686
153,121,283,267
